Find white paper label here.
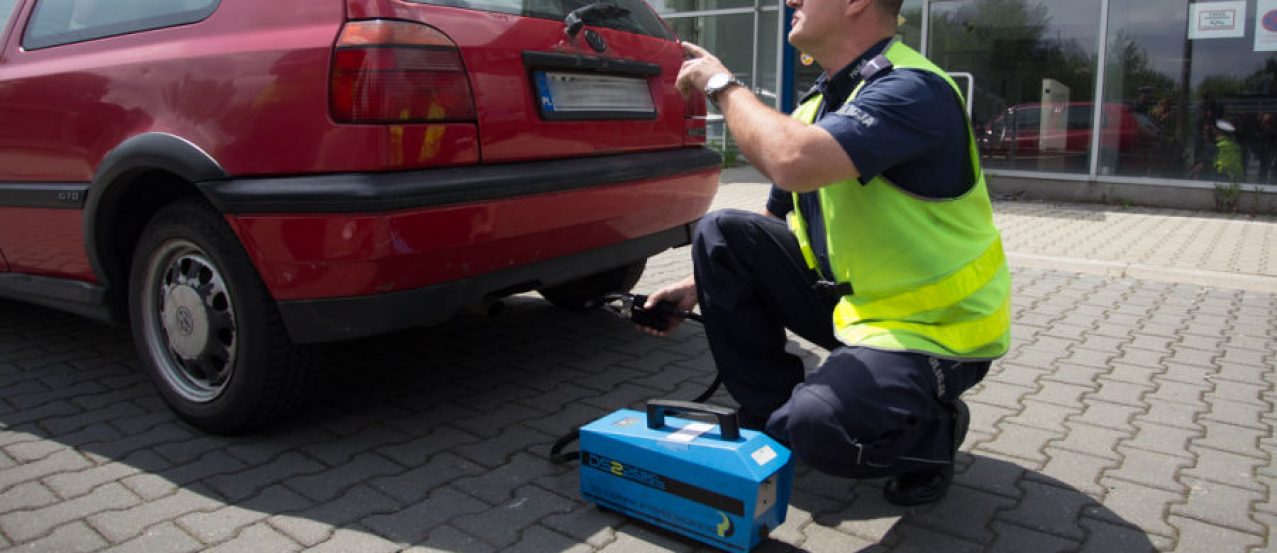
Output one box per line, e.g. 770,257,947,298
1189,1,1246,39
751,445,778,465
666,422,714,443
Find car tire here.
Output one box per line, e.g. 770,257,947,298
128,197,308,434
538,259,646,310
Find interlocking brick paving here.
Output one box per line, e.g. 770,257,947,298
1,178,1274,551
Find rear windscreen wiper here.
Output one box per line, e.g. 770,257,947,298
564,2,631,38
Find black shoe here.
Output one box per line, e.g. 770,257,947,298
882,399,969,506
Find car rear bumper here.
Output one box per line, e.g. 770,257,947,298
196,147,721,343
198,147,721,213
275,223,692,343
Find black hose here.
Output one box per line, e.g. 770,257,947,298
550,294,721,463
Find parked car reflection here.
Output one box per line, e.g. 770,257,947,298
977,101,1179,175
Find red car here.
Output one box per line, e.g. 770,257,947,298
0,0,718,432
978,101,1168,170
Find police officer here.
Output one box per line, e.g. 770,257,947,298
646,0,1010,505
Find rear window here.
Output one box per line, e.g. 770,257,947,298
23,0,218,50
1010,108,1039,130
1,0,17,33
407,0,673,40
1067,106,1093,129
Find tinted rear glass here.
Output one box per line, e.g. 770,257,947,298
0,0,17,32
407,0,673,40
1067,106,1093,129
24,0,218,49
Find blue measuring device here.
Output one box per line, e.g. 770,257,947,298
578,400,794,552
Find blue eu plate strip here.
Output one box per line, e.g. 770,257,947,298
534,72,556,112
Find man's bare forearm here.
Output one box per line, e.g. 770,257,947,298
676,41,859,193
713,86,860,192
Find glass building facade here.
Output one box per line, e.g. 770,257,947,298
655,0,1277,199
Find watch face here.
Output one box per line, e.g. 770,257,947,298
708,73,729,90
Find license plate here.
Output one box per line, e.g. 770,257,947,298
533,71,655,120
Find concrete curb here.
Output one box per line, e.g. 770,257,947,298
1008,253,1277,293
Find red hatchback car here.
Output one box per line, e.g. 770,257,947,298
0,0,719,432
978,102,1167,165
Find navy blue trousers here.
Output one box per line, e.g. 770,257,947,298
691,209,989,478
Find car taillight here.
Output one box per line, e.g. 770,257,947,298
330,20,475,124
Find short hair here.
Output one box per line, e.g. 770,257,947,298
877,0,903,17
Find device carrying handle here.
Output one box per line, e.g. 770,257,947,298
646,399,740,441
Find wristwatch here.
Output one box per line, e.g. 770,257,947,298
704,72,745,106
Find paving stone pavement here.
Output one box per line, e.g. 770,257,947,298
1,176,1275,552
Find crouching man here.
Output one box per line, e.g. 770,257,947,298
646,0,1010,505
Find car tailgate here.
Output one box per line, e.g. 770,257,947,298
346,0,691,163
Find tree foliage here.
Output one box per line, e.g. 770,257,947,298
927,0,1095,124
1105,30,1176,100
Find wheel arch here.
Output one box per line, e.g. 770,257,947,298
85,133,230,320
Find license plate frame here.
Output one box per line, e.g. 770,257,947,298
533,71,656,121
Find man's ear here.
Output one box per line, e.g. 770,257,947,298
846,0,873,17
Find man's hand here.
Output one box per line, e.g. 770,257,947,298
676,42,730,101
678,43,858,192
639,274,698,336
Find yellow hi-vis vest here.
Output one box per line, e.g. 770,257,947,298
787,40,1010,360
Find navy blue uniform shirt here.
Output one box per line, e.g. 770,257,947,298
766,38,972,279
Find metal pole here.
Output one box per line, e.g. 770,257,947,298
773,0,785,110
1178,0,1194,170
920,0,930,56
751,0,760,95
1088,0,1111,178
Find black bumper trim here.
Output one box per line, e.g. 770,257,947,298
277,223,693,344
198,148,721,214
